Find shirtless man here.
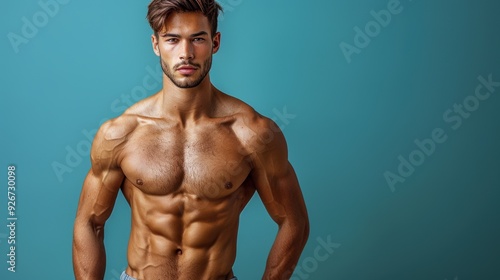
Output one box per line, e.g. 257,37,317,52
72,1,309,279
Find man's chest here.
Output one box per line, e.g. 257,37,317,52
119,122,252,197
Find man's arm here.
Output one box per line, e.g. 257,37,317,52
72,121,125,280
249,117,310,280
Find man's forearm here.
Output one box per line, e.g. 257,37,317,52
73,221,107,280
262,221,309,279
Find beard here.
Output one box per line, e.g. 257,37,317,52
160,55,212,89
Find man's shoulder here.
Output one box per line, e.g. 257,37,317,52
96,93,159,142
97,114,138,142
218,93,270,126
89,112,142,171
221,94,284,153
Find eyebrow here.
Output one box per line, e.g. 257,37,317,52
161,31,209,38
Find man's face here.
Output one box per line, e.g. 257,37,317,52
152,12,220,89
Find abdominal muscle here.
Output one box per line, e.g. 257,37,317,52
122,181,249,280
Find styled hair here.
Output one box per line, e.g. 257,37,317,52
147,0,223,37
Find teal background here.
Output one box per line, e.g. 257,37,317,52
1,0,499,279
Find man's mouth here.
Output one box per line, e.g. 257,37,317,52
176,65,198,75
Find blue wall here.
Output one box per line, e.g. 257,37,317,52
1,0,499,279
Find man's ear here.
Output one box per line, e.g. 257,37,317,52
151,34,160,56
212,32,221,54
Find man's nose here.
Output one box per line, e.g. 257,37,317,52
179,40,194,61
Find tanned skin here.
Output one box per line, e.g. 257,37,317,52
72,12,309,280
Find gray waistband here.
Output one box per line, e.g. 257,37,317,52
120,271,137,280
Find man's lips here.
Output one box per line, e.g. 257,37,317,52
176,65,197,75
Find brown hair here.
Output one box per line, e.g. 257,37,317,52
147,0,223,37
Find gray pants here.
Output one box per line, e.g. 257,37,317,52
121,271,238,280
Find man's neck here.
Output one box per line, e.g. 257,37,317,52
159,75,216,126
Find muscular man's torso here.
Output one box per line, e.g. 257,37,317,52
109,92,260,279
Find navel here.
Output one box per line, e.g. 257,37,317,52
136,179,144,186
176,248,183,255
225,181,233,189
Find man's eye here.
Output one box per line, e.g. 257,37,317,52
193,38,205,42
166,38,178,43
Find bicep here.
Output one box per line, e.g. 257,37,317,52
253,161,308,226
75,167,124,227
